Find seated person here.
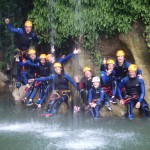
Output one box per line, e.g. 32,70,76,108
118,64,149,120
88,76,105,119
29,62,77,115
100,59,117,108
74,67,93,113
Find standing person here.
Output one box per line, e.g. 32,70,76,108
29,62,77,115
5,18,38,87
118,64,149,120
74,67,93,113
88,77,105,119
100,59,117,106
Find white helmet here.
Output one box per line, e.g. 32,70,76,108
92,76,100,82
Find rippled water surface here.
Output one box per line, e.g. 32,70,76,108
0,100,150,150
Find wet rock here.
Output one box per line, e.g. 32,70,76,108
0,71,8,93
12,85,26,102
119,22,150,102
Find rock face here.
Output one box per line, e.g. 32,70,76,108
119,22,150,101
12,85,26,102
0,72,8,94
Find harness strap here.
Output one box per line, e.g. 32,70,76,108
102,86,112,96
123,95,138,104
50,90,70,101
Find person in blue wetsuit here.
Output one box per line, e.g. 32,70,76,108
5,19,38,52
5,18,38,87
74,67,93,113
29,62,77,114
26,54,50,107
16,48,40,88
88,76,105,119
118,64,149,120
100,59,117,110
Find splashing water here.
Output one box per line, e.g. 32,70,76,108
0,115,149,150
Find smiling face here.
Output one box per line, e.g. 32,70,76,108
48,55,55,63
93,82,100,88
54,67,62,74
40,58,46,65
107,63,114,71
128,70,136,78
24,26,32,34
84,70,92,78
29,53,36,60
117,56,125,64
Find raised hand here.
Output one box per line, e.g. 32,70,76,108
51,45,55,53
73,48,81,54
103,57,106,65
74,76,80,83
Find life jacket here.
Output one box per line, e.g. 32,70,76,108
91,87,102,100
101,71,115,87
39,62,50,77
114,60,129,82
53,74,69,90
28,58,40,75
78,77,93,91
15,29,34,51
124,77,141,97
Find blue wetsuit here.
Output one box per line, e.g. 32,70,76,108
6,23,38,83
88,87,105,118
35,73,77,114
28,62,51,103
118,76,149,119
17,58,40,83
100,70,117,105
6,24,38,51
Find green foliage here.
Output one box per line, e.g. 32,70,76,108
29,0,150,51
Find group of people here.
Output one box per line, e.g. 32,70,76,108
5,19,150,120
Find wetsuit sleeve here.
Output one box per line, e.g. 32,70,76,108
65,73,77,89
96,90,105,104
100,64,106,71
137,69,142,75
17,61,28,67
31,31,38,43
139,79,145,103
35,74,55,81
58,53,74,64
27,61,39,67
88,89,93,103
100,71,106,84
117,79,125,100
6,24,23,34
